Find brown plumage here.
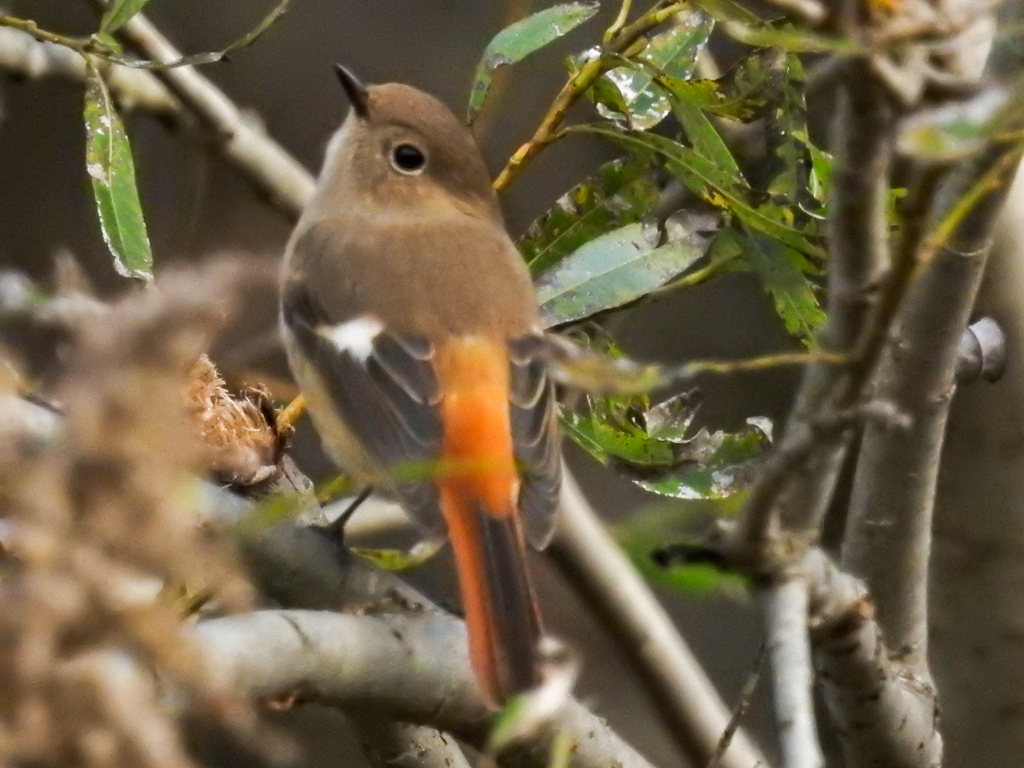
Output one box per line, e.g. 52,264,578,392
280,72,561,703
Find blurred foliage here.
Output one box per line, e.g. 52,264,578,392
612,503,748,597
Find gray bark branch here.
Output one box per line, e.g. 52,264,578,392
195,609,656,768
111,11,314,217
762,579,824,768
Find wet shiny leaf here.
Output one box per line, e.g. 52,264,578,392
563,387,773,499
593,8,714,129
634,419,772,499
536,213,718,326
467,1,599,121
83,68,152,281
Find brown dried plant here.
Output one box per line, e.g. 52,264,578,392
0,261,274,768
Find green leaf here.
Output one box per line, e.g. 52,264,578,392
520,156,661,276
91,32,124,55
763,54,811,203
671,98,740,176
536,214,718,326
660,50,793,124
721,21,863,54
563,387,773,499
583,124,824,257
99,0,152,34
593,8,713,130
83,68,153,281
800,130,832,205
725,227,824,344
634,419,772,499
467,1,599,121
562,391,672,469
691,0,761,25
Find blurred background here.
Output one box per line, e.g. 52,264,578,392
9,1,1000,766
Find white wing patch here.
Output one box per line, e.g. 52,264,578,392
321,316,384,365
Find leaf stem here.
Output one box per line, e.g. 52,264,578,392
603,0,634,44
0,15,90,53
656,250,739,293
276,393,307,430
493,0,687,191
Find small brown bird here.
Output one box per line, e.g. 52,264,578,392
279,66,561,704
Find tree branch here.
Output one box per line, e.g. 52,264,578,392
745,64,896,551
762,579,823,768
842,145,1021,668
349,717,473,768
110,11,314,218
194,609,657,768
228,518,661,768
802,550,941,768
0,26,180,117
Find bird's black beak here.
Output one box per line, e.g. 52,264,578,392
334,64,369,119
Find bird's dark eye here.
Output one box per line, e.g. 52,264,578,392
391,143,426,174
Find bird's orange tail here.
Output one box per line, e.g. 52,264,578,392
436,339,543,705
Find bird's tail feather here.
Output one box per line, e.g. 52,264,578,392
444,493,542,704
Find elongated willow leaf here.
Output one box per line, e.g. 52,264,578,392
520,156,661,276
537,213,718,326
83,67,153,281
467,1,599,121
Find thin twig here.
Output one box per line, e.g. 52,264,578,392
0,26,180,116
707,641,766,768
603,0,635,44
492,1,688,191
0,15,91,52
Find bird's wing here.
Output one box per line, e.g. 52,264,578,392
509,335,562,549
282,220,562,543
281,279,446,534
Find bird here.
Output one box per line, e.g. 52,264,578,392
279,65,562,705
